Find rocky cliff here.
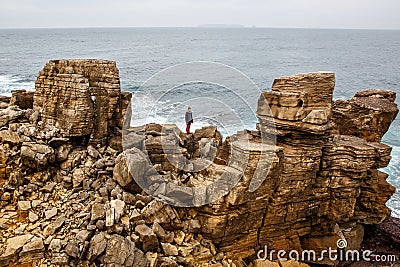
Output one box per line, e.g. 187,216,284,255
0,60,398,267
33,59,131,146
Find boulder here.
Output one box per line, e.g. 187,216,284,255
110,199,126,222
65,241,79,259
0,95,10,109
0,234,33,266
0,106,28,128
103,235,137,266
20,142,55,167
161,242,179,256
194,126,222,142
135,224,159,252
91,203,105,221
72,168,86,188
87,145,100,158
44,207,58,220
55,143,73,162
113,148,148,192
87,232,107,261
18,236,45,263
43,215,66,237
17,201,31,213
332,89,399,142
141,200,180,226
0,130,21,145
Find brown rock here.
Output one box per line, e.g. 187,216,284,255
188,72,397,263
87,232,107,261
91,203,105,221
258,72,335,135
332,89,399,142
33,59,129,146
0,234,33,266
103,235,137,266
19,236,45,263
141,200,180,226
113,148,148,192
10,90,34,110
0,130,21,144
20,142,55,167
0,106,28,128
17,201,31,213
194,126,222,143
161,242,179,256
65,241,79,258
135,224,159,252
0,65,398,266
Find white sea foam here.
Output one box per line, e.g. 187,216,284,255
387,146,400,180
385,145,400,218
129,89,255,137
0,75,34,96
387,192,400,218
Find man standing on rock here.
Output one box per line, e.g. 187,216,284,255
185,106,193,134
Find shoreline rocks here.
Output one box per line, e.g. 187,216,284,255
0,61,399,267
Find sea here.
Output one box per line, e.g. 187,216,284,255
0,28,399,217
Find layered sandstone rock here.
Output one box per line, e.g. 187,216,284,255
332,89,399,142
182,72,397,264
258,72,335,135
33,59,127,145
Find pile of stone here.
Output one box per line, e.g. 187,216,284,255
118,123,243,208
0,104,260,266
0,60,258,266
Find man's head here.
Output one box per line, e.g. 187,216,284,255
188,106,191,112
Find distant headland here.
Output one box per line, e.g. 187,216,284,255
197,24,246,28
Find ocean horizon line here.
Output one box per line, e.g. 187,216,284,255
0,26,399,31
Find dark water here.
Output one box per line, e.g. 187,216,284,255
0,28,399,216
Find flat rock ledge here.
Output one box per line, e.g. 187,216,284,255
0,61,399,267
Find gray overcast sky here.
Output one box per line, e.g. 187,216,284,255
0,0,399,29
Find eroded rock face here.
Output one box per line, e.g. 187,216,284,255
258,72,335,135
332,89,399,142
182,73,397,263
33,59,127,145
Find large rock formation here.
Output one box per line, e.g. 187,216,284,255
0,62,398,267
33,59,131,146
185,73,397,262
116,72,398,264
